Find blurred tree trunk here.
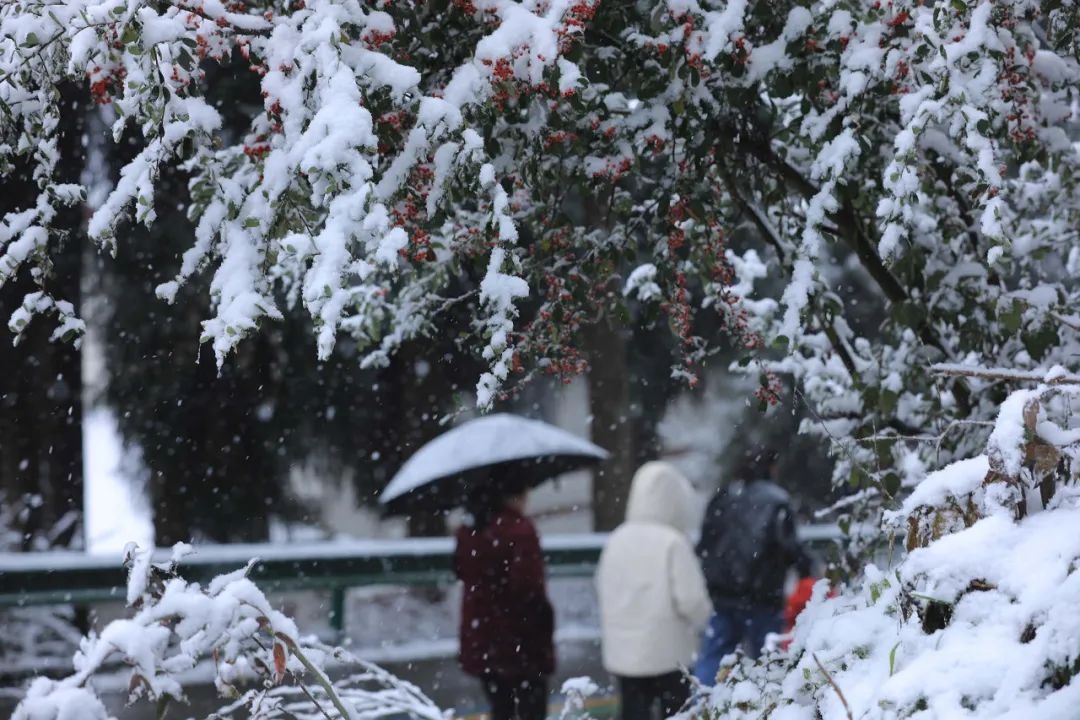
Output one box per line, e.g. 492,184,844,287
583,318,635,531
578,188,636,531
0,84,85,551
148,337,277,547
394,341,449,538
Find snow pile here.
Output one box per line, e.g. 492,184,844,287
697,384,1080,719
11,545,445,720
560,677,600,720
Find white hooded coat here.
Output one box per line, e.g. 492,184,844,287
595,461,713,677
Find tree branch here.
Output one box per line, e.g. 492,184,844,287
813,653,854,720
736,130,972,413
931,364,1080,385
719,164,860,380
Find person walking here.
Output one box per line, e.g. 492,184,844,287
693,447,811,684
596,462,712,720
454,483,555,720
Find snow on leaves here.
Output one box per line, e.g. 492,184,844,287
0,0,594,406
12,543,446,720
699,383,1080,719
1,0,1078,426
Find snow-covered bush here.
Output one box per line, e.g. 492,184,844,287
559,677,600,720
11,542,445,720
693,377,1080,719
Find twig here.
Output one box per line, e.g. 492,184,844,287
931,364,1080,385
253,632,339,720
855,419,994,446
436,289,479,313
282,636,353,720
791,383,874,482
813,653,854,720
1051,311,1080,332
815,487,881,520
296,680,337,720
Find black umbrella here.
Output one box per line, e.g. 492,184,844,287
378,414,608,516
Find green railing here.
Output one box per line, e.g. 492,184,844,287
0,527,842,632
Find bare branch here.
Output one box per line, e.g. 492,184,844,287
932,364,1080,385
1051,311,1080,332
813,653,854,720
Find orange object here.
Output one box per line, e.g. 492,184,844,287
780,577,818,650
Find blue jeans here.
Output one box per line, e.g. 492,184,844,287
693,607,782,684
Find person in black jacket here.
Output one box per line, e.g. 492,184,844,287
693,446,811,684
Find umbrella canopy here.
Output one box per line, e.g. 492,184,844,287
379,414,608,515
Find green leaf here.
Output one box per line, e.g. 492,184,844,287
889,641,900,676
882,471,901,498
1022,324,1058,361
1000,299,1023,334
22,32,40,47
656,194,670,218
243,217,260,228
879,389,899,416
891,301,925,329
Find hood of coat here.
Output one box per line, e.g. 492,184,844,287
624,461,693,532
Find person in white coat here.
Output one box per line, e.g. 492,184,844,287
596,461,713,720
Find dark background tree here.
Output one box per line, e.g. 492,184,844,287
0,85,86,552
92,57,487,544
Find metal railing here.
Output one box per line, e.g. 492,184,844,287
0,526,842,632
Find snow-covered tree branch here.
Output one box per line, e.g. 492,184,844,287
12,542,446,720
1,0,594,404
2,0,1078,506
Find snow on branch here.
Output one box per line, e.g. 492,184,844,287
2,0,1079,431
0,0,594,405
695,385,1080,718
12,543,445,720
931,364,1080,385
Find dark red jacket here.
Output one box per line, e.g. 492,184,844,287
454,509,555,679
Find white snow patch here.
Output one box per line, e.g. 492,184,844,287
83,409,154,554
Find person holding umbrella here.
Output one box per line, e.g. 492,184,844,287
378,414,608,720
455,480,554,720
